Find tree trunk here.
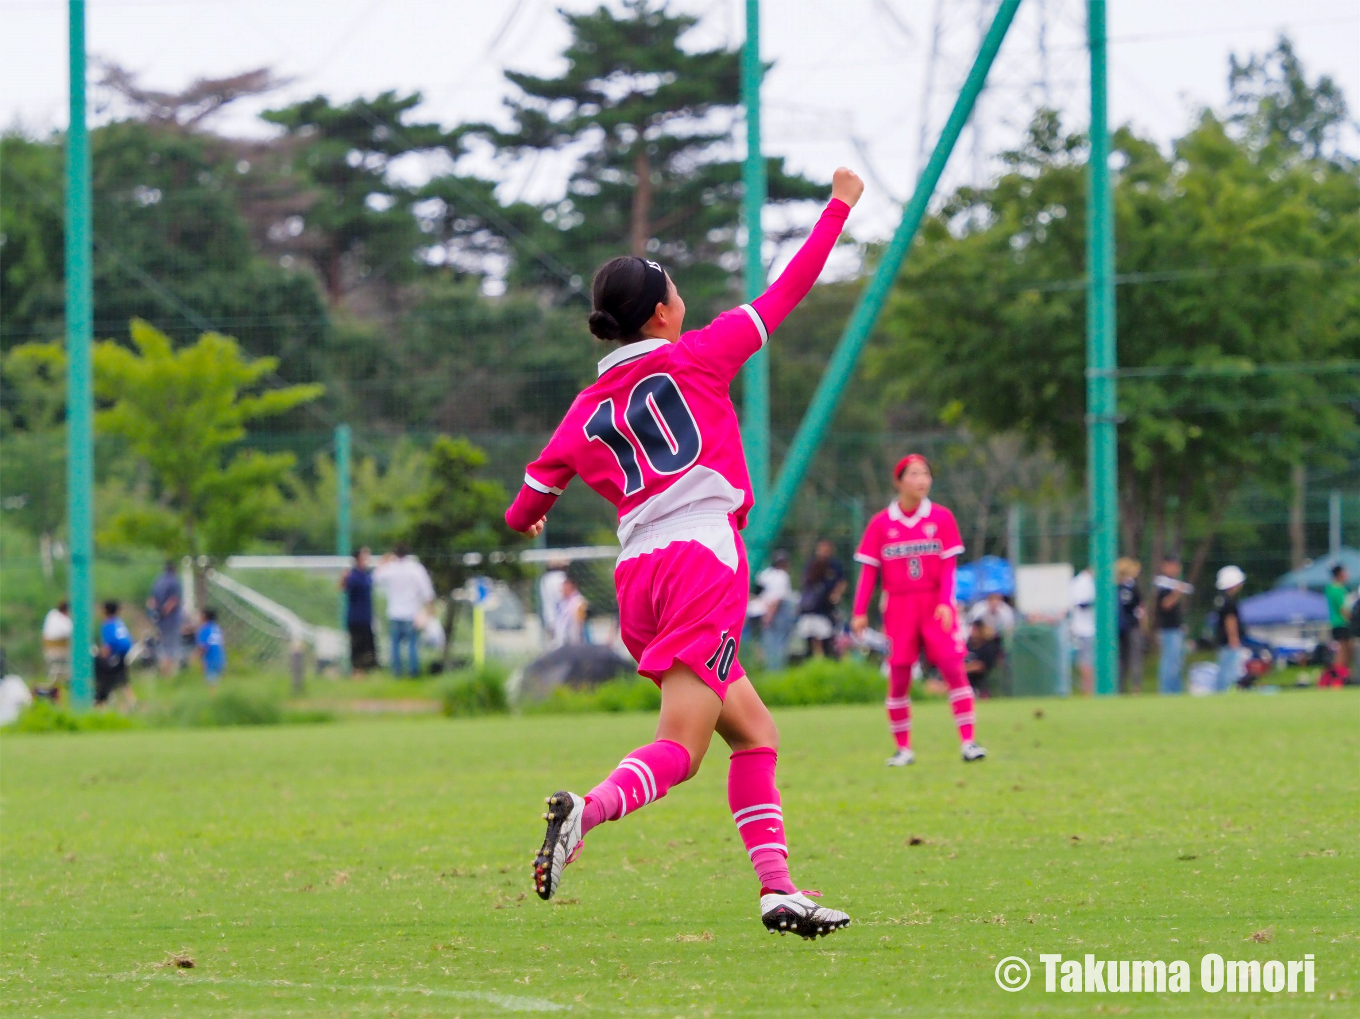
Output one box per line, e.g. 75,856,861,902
1289,463,1307,568
630,143,653,257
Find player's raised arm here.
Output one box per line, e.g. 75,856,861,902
749,167,863,334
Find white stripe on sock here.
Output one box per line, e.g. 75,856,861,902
621,757,657,802
735,811,785,828
889,721,912,732
612,781,628,819
619,762,654,804
948,686,975,702
746,842,788,858
885,696,911,708
732,802,781,820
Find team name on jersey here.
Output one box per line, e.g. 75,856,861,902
881,539,943,559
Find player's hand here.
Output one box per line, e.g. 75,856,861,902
851,614,869,637
831,167,865,208
517,517,546,539
934,603,954,628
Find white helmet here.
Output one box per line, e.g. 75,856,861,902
1215,565,1246,591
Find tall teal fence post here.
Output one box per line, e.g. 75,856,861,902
741,0,769,506
744,0,1022,570
1086,0,1119,696
335,424,352,559
65,0,94,710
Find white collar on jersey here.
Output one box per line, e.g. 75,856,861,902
888,497,932,528
597,337,671,377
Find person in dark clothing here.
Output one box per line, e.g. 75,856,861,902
1153,556,1192,694
797,540,846,658
1116,557,1144,693
964,618,1002,697
340,547,378,673
1213,565,1247,691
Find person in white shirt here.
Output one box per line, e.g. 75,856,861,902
746,550,795,669
373,543,436,677
551,577,588,648
41,600,74,687
1069,568,1096,695
539,562,569,635
967,592,1016,639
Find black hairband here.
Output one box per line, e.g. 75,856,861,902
617,258,669,336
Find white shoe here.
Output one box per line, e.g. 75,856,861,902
533,791,584,900
760,891,851,940
886,749,916,767
961,741,987,762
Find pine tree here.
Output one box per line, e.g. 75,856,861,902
475,0,825,312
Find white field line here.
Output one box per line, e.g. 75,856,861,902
107,972,567,1012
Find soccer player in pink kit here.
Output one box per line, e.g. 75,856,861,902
505,169,865,940
851,455,988,765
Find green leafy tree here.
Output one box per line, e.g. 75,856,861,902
93,319,323,558
474,0,825,310
400,436,523,664
872,77,1359,584
0,342,68,539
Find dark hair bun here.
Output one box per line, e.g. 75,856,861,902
588,309,624,341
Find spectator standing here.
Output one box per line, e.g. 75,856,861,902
147,560,184,676
1069,568,1096,695
551,576,588,647
1116,557,1145,694
797,540,846,658
538,559,569,636
1152,556,1192,694
746,550,795,670
1213,565,1247,691
340,548,378,673
41,600,73,692
1325,564,1350,677
94,601,133,706
195,608,226,684
374,543,436,677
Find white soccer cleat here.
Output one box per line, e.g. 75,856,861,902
961,741,987,762
886,748,916,767
533,791,584,901
760,891,851,940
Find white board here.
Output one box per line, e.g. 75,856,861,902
1016,563,1075,619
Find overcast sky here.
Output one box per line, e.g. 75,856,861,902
3,0,1357,243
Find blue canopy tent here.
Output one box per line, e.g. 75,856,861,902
1275,547,1360,591
1238,588,1329,626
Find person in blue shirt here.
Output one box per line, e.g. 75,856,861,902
195,608,226,683
94,600,134,705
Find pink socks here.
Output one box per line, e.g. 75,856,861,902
886,663,913,750
581,739,691,835
728,747,793,894
939,660,976,743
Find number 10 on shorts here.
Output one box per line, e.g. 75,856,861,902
706,630,738,682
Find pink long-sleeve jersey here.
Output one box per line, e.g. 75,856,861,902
506,199,850,551
852,498,964,616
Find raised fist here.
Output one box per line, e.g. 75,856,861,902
831,167,865,208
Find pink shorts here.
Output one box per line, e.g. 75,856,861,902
883,590,966,667
614,528,749,700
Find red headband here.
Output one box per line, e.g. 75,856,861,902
894,454,931,479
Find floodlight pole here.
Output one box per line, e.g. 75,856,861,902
66,0,94,710
1086,0,1119,696
741,0,769,505
744,0,1022,570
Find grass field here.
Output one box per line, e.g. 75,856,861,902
3,692,1357,1018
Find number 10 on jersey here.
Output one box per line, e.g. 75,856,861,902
583,373,701,495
